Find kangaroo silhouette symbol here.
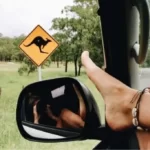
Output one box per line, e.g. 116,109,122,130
24,36,51,54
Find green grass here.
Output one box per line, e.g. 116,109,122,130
0,62,105,150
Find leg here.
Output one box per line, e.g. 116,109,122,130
39,46,48,54
81,51,150,131
136,130,150,150
58,109,85,128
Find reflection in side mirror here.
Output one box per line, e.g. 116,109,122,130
27,83,86,129
16,77,102,142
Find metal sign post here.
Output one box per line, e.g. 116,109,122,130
38,66,42,81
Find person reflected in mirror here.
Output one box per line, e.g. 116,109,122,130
33,100,56,126
73,84,86,121
33,100,40,124
32,85,86,129
53,85,86,128
81,51,150,150
26,94,41,124
46,104,85,128
27,94,55,125
43,84,86,128
33,102,85,128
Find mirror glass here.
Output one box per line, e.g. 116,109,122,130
20,80,87,140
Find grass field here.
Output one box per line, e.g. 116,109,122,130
0,62,105,150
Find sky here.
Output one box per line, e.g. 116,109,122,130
0,0,74,37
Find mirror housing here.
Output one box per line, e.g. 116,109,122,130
16,77,107,142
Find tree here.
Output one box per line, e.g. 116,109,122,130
52,32,72,72
18,56,51,76
11,35,26,62
51,0,104,76
0,36,16,61
18,57,37,75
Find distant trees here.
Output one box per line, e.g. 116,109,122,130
0,34,25,62
1,0,150,76
50,0,104,76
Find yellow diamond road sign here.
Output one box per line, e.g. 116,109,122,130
19,25,59,66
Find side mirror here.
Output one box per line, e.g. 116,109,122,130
16,77,108,142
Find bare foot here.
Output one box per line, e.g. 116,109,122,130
136,130,150,150
81,51,138,131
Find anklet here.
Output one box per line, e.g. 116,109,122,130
132,87,150,131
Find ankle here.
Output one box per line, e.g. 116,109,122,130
123,88,139,127
127,88,150,130
138,92,150,128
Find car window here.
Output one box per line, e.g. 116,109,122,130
139,49,150,90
